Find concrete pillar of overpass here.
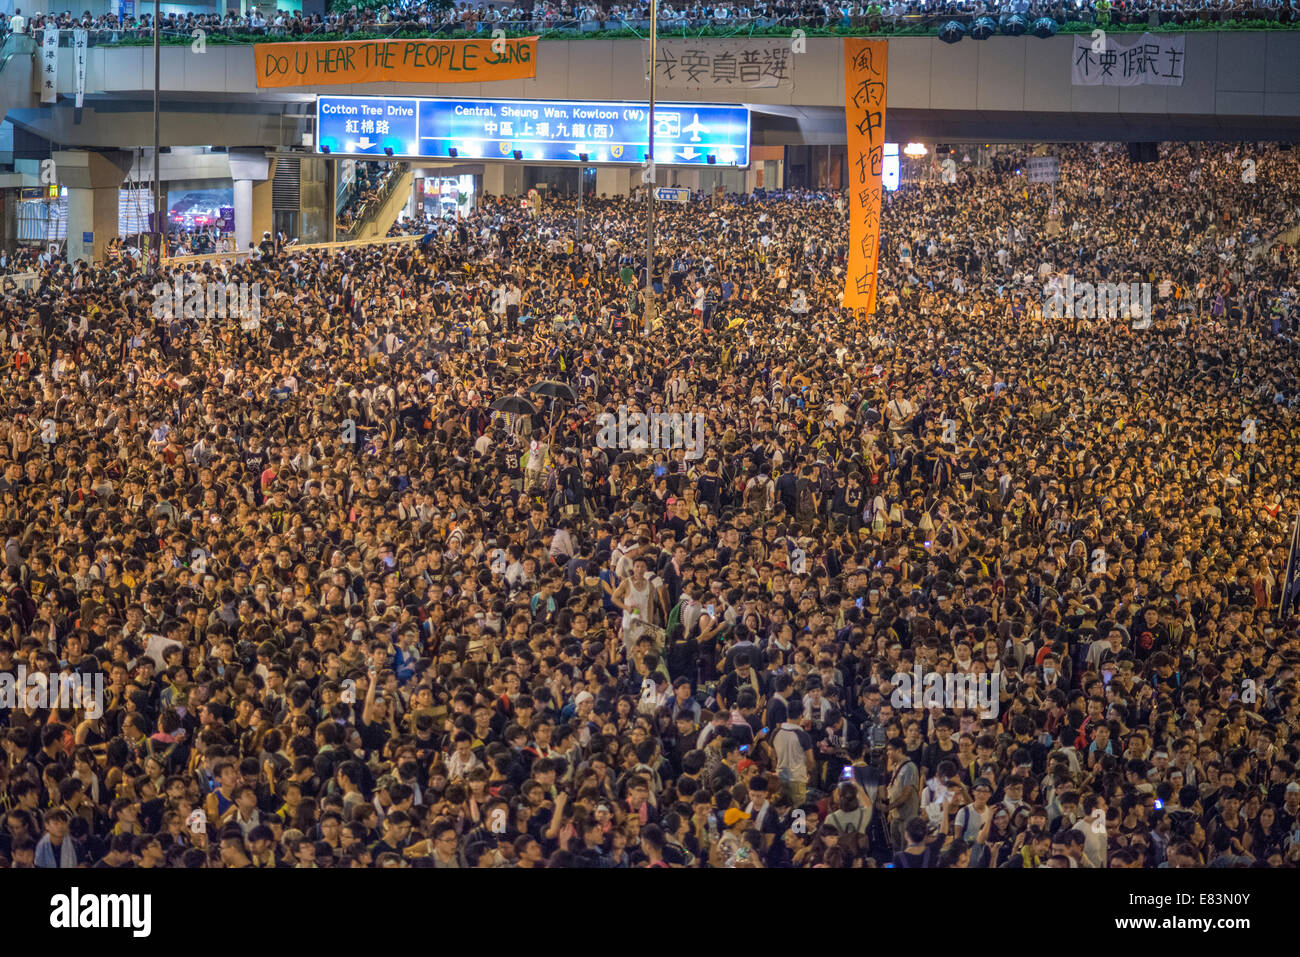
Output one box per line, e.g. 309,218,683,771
483,163,525,198
229,149,274,254
252,160,276,244
232,178,253,253
765,159,783,190
0,188,16,256
595,166,631,198
53,150,132,264
407,176,421,221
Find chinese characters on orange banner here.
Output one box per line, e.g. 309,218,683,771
843,38,887,314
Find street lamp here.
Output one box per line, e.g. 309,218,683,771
151,0,161,266
577,152,588,243
643,0,657,336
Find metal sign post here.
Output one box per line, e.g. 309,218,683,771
644,0,657,337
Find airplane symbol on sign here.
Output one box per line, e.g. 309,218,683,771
683,114,708,142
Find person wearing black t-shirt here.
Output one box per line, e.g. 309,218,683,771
921,718,960,780
892,817,941,868
696,462,722,512
359,671,395,755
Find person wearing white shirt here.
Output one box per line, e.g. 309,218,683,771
691,283,706,315
446,736,484,780
922,771,955,826
886,388,915,433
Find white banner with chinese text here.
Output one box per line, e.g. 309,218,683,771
1072,32,1185,86
40,28,59,104
74,29,88,108
651,38,792,90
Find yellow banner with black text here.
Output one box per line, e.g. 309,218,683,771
843,38,887,315
254,37,537,88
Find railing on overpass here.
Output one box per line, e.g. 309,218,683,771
15,7,1299,49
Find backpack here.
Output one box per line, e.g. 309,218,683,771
891,845,936,868
834,804,869,835
744,477,771,513
826,804,870,857
814,462,835,498
953,804,982,842
795,479,815,519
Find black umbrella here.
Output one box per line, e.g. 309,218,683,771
1001,13,1028,35
1030,16,1058,37
490,394,539,416
528,380,578,403
938,20,966,43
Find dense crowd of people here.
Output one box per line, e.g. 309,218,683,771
0,247,41,280
6,0,1298,46
0,141,1299,869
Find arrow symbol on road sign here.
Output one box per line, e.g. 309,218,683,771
678,147,700,160
356,136,376,149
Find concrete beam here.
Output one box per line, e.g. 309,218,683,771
228,148,272,182
53,33,1300,145
51,148,132,190
53,150,132,264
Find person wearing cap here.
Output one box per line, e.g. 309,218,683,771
950,777,993,865
708,807,758,868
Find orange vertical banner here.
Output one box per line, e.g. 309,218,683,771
843,38,888,314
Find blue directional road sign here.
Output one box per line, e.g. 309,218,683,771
653,187,692,203
316,95,750,167
317,96,419,155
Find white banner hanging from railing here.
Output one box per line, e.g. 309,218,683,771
651,38,793,91
73,29,88,108
40,28,60,104
1072,32,1185,86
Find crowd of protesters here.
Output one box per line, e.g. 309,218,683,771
6,0,1300,47
0,247,41,280
0,141,1299,869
